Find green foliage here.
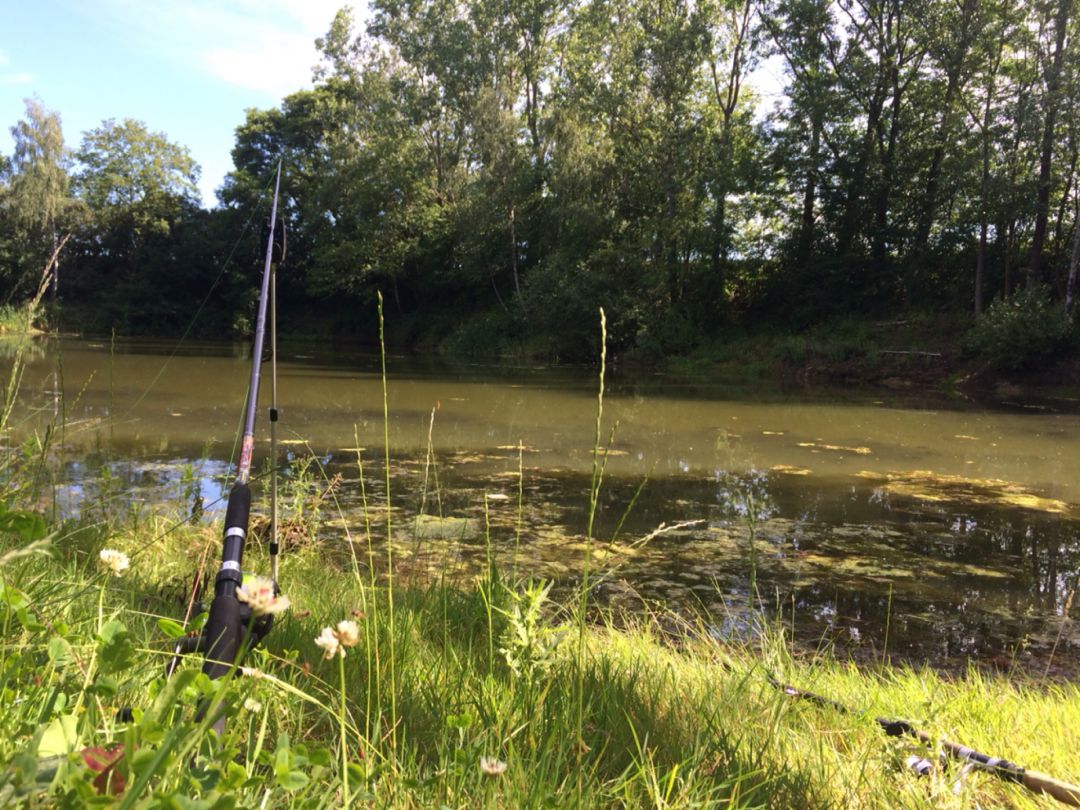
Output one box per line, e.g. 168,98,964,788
963,287,1073,370
0,98,81,303
5,0,1080,368
5,98,70,243
0,306,30,335
497,579,563,685
74,118,199,223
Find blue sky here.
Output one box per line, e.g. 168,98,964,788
1,0,356,207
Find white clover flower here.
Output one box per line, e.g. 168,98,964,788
236,576,290,617
315,626,343,659
335,620,360,648
99,549,130,577
479,756,507,777
243,697,263,713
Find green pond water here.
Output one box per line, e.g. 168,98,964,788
6,337,1080,675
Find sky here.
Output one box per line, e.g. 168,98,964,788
1,0,357,207
2,1,789,210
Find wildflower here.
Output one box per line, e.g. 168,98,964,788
315,626,343,659
98,549,130,577
335,620,360,648
243,697,263,713
236,576,290,617
479,756,507,777
240,666,264,679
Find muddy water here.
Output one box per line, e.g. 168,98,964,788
8,337,1080,675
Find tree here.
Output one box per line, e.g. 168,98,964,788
763,0,838,262
1028,0,1075,284
1,98,73,299
68,119,201,330
75,118,199,254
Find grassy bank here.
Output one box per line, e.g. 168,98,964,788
658,314,969,384
1,503,1078,808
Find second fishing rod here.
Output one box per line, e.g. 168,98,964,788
195,160,285,731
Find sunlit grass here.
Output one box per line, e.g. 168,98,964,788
1,502,1079,807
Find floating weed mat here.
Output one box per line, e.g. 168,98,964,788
856,469,1073,515
2,521,1079,808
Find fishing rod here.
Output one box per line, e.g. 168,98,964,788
766,672,1080,806
163,161,287,729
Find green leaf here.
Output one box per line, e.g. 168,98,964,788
89,674,119,699
273,733,291,777
272,733,310,791
131,747,159,779
36,713,79,757
220,761,247,790
0,506,46,542
276,769,309,791
97,619,135,674
446,712,474,729
346,762,365,783
47,636,75,668
144,668,198,731
157,618,187,639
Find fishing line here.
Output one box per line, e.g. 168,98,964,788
119,170,279,421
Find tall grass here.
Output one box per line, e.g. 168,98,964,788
2,521,1079,808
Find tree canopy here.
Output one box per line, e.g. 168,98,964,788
2,0,1079,358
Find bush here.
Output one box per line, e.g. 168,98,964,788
963,287,1072,370
0,305,29,335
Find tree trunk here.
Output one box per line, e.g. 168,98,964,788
913,78,956,252
710,191,727,284
975,124,991,315
974,49,1000,316
1005,219,1016,298
797,117,821,262
1028,0,1074,285
976,219,988,315
509,203,525,314
873,69,903,264
1052,134,1077,253
50,228,59,301
838,96,884,255
914,0,977,252
1066,206,1080,314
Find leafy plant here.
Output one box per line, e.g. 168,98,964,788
498,580,563,687
963,287,1073,370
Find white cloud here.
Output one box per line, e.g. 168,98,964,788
0,49,33,85
98,0,354,99
202,26,326,98
0,72,34,86
229,0,351,38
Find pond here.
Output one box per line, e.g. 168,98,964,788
7,337,1080,676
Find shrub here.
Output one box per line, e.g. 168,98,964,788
963,286,1072,370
